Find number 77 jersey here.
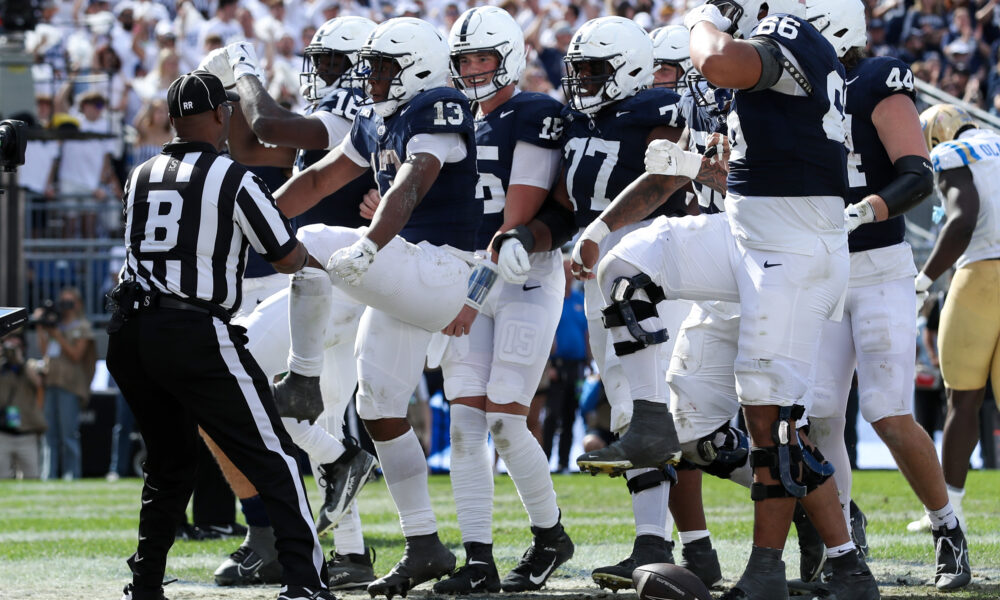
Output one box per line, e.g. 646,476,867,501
561,86,688,227
726,14,848,199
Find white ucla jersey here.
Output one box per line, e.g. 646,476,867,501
931,128,1000,268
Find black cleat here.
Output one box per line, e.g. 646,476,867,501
850,500,869,559
721,546,787,600
272,372,324,423
592,534,674,591
326,546,376,590
316,440,379,535
680,536,723,589
501,520,574,592
576,400,681,476
121,583,168,600
201,522,248,539
433,542,501,595
793,503,826,583
366,533,455,599
175,522,222,541
276,585,336,600
825,552,879,600
215,545,282,586
934,523,971,590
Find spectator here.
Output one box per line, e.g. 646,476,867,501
130,98,173,169
197,0,242,50
527,19,573,92
0,332,47,480
543,260,588,473
132,48,181,102
36,287,96,481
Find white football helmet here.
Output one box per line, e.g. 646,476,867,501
708,0,807,39
300,16,377,103
357,17,450,118
805,0,867,58
563,17,654,115
448,6,526,102
650,25,691,89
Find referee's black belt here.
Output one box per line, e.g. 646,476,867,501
157,296,231,322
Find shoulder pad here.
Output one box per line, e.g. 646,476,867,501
613,88,685,129
403,88,475,136
510,92,565,149
931,140,979,172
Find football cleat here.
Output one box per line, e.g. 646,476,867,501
326,547,376,590
433,542,501,595
316,441,379,535
202,522,248,539
824,552,879,600
271,372,324,423
934,523,971,590
501,520,574,592
680,537,723,589
175,522,222,541
214,544,282,586
721,546,787,600
850,500,869,559
366,533,455,599
576,400,681,476
276,585,336,600
593,534,674,591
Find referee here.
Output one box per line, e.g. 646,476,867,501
107,71,333,600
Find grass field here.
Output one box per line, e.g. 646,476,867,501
1,470,998,600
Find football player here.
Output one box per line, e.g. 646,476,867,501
649,25,691,90
272,17,485,599
197,20,381,589
914,102,1000,585
569,1,879,598
432,6,573,594
803,0,970,590
495,15,694,591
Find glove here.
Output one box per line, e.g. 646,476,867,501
197,47,235,89
227,41,263,82
844,200,875,233
684,3,732,32
327,237,378,286
497,237,531,284
645,139,703,179
915,272,932,315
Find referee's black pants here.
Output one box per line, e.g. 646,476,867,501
107,309,326,592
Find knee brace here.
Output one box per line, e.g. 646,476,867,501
748,405,834,501
626,466,677,494
601,273,669,356
692,424,750,480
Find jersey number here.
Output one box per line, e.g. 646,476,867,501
755,16,800,39
885,67,914,92
539,116,563,141
844,113,867,188
433,101,464,126
822,70,847,144
565,137,621,212
659,104,681,128
139,189,183,252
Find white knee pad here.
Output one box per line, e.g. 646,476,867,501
487,412,559,529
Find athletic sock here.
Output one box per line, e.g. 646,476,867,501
283,417,345,464
489,413,559,529
927,501,959,530
240,495,270,528
449,405,494,544
825,541,856,559
679,529,710,545
333,500,365,555
373,429,437,536
288,267,330,376
626,467,671,538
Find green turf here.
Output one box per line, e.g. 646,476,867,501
0,470,997,598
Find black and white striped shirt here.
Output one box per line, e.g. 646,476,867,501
120,140,296,314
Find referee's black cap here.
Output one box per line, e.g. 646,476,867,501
167,71,240,118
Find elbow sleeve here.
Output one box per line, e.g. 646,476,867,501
878,155,935,218
535,195,577,249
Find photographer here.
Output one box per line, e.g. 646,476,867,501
0,331,46,479
34,287,96,481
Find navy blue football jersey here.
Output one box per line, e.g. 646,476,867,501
844,57,916,253
474,91,563,249
350,88,481,250
681,83,732,214
295,87,373,230
562,87,688,227
727,14,848,198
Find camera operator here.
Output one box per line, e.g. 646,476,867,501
34,287,97,481
0,331,46,479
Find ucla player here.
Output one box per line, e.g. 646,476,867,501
272,17,486,599
914,103,1000,586
428,6,573,594
803,0,970,591
196,22,381,589
570,1,879,598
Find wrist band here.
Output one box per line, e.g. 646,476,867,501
491,225,535,254
581,219,611,245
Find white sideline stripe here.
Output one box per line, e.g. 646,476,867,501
210,319,326,577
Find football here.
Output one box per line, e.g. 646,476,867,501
633,563,713,600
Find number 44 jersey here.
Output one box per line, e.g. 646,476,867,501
561,87,689,227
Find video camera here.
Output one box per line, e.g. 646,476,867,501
28,299,70,329
0,119,27,172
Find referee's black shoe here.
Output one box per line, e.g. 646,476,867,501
272,372,324,423
277,585,337,600
121,583,167,600
366,533,456,599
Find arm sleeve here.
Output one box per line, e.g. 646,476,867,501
339,133,370,168
509,141,561,189
233,170,298,261
406,132,467,165
311,111,353,151
746,37,809,96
